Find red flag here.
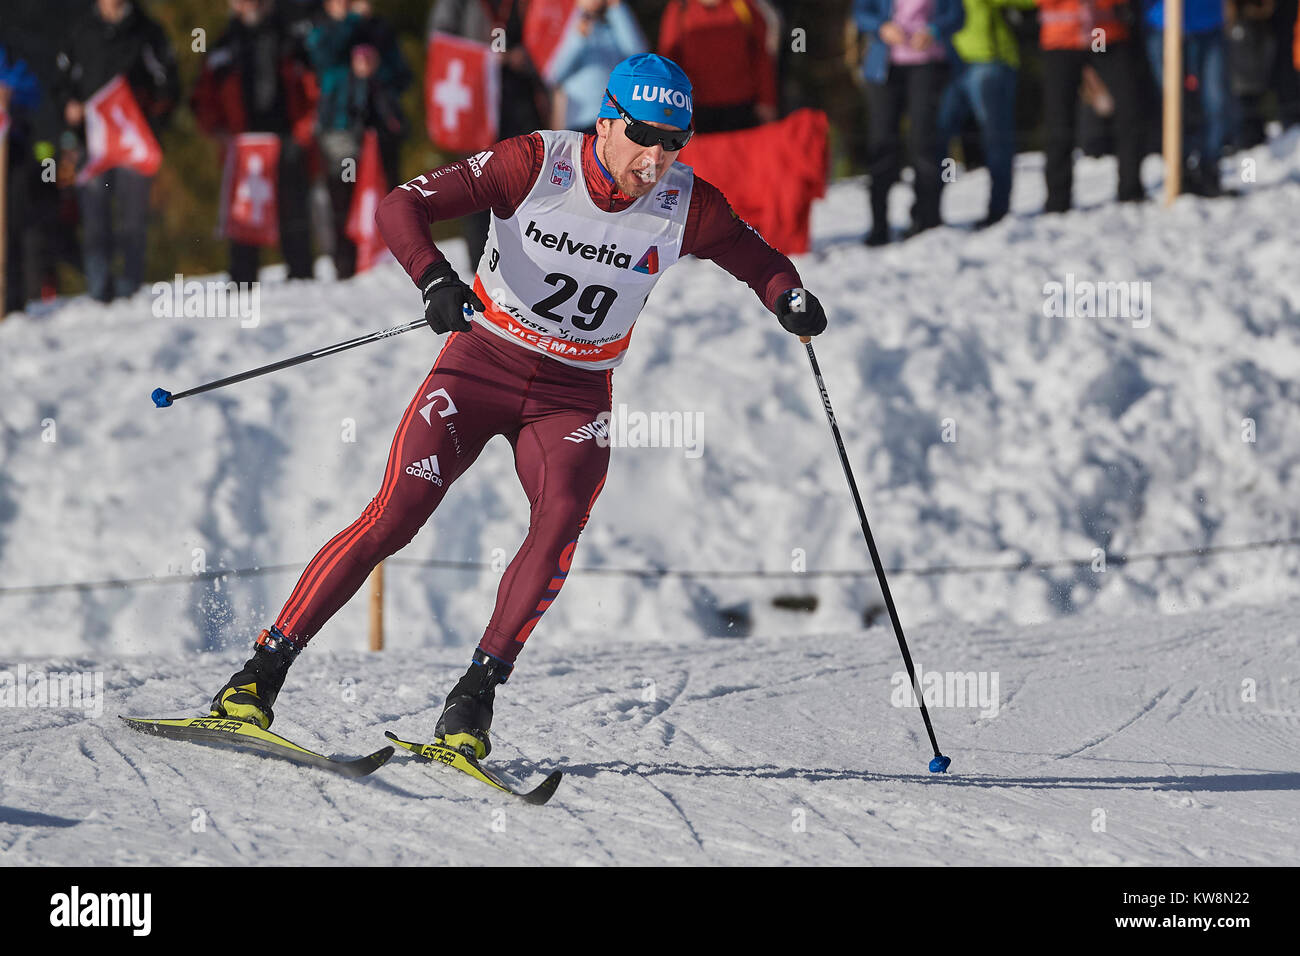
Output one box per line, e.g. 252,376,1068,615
346,129,390,273
679,109,829,255
218,133,281,247
425,32,499,153
79,75,163,184
524,0,577,77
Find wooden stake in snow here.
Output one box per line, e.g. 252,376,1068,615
1162,0,1184,204
369,561,384,651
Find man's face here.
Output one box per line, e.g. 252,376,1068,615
596,117,683,198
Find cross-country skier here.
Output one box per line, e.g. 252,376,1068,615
208,53,827,759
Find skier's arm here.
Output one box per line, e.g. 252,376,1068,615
375,132,545,285
684,178,825,335
682,176,804,314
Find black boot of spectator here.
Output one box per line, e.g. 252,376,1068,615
865,186,891,246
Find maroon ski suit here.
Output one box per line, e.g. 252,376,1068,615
272,131,802,664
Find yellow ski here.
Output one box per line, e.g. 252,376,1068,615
384,731,562,805
120,716,393,778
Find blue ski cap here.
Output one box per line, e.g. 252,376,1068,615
599,54,693,130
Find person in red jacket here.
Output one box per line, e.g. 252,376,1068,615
192,0,319,282
658,0,781,131
206,54,827,760
1037,0,1147,211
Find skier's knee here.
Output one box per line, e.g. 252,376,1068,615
364,508,422,558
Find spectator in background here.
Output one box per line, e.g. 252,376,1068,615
854,0,965,244
937,0,1036,228
428,0,549,271
547,0,647,133
659,0,780,132
2,43,42,316
192,0,319,284
347,0,413,183
1037,0,1145,212
1227,0,1290,148
310,0,411,279
1275,0,1300,124
54,0,179,303
1143,0,1231,197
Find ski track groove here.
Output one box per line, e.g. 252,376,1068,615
76,737,99,780
549,800,620,865
640,668,689,730
803,796,864,852
1165,686,1198,723
633,768,705,855
513,722,619,865
998,674,1028,714
1055,686,1172,761
563,712,711,860
203,814,251,863
96,724,168,824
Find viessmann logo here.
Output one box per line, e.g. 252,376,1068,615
524,220,658,274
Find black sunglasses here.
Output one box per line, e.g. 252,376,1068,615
604,90,693,152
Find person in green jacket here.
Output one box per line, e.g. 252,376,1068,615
936,0,1034,226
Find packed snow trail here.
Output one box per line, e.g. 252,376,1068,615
1,600,1295,865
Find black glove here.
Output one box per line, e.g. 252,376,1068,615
775,288,827,337
418,261,485,334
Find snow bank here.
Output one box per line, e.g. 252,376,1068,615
2,133,1299,655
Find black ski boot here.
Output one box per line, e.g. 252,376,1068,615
435,649,513,759
209,627,300,730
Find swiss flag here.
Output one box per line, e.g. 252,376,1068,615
79,75,163,184
425,32,498,154
345,129,390,273
218,133,281,247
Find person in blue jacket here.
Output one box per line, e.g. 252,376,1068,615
854,0,965,244
547,0,647,133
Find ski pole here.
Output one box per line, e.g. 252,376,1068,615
799,335,951,774
151,316,432,407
